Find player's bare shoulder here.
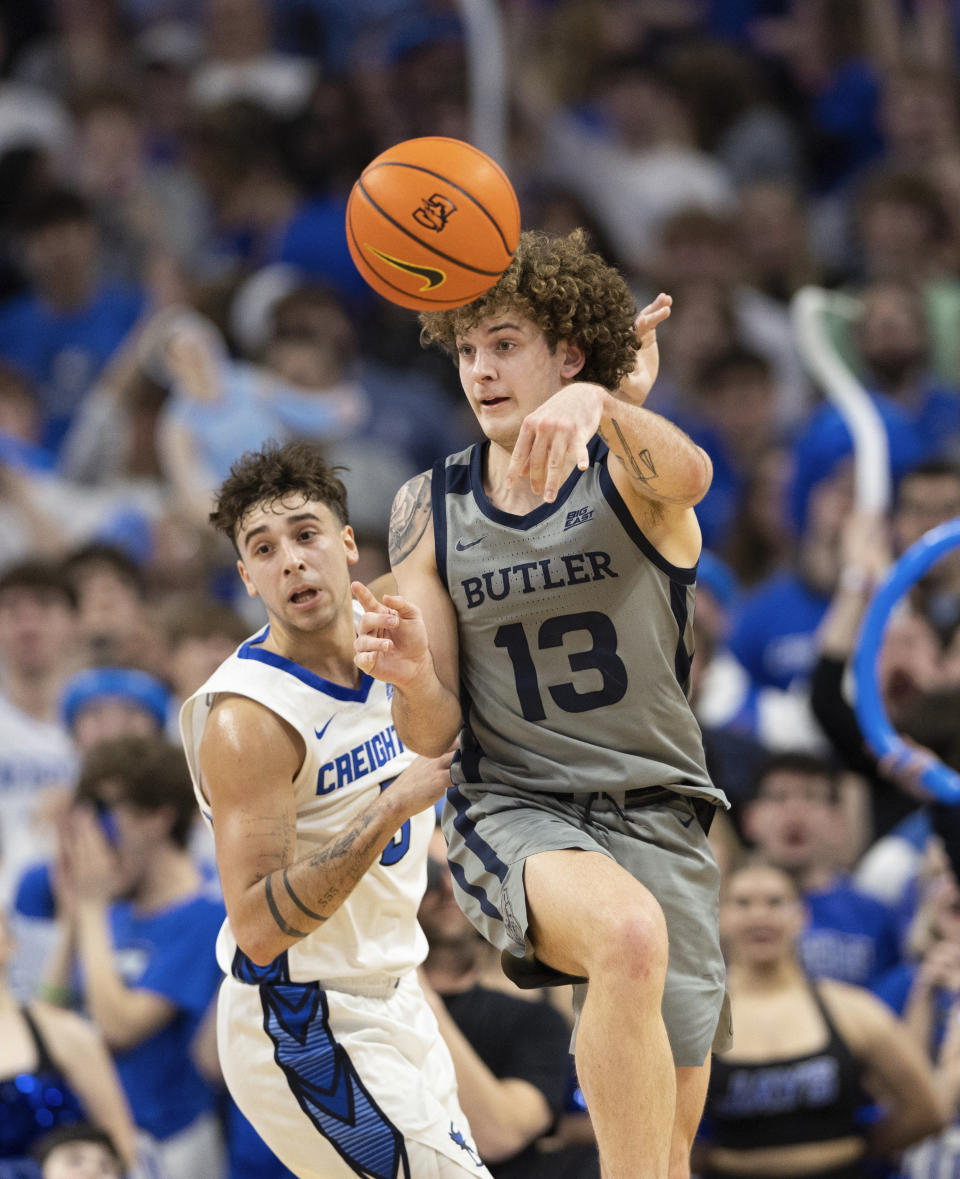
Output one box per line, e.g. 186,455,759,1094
388,470,434,567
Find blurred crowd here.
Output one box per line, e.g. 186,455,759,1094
1,0,960,1176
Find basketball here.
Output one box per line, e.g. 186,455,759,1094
345,136,521,311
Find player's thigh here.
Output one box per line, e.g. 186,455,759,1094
523,847,667,978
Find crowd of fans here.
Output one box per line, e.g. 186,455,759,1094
0,0,960,1175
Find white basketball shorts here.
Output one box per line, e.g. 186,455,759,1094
217,967,491,1179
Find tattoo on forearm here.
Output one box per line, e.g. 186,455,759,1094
611,417,658,483
264,874,308,939
389,471,433,565
282,868,327,923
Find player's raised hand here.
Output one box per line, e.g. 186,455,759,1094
506,381,606,502
619,292,672,407
352,580,431,686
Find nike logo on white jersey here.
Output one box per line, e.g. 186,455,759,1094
315,716,334,740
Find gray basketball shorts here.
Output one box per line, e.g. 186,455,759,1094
440,782,732,1068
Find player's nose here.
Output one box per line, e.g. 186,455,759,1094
472,346,496,379
280,538,306,571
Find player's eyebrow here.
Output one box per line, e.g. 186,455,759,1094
457,322,524,346
241,512,323,550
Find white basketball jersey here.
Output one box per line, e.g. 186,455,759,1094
180,613,432,984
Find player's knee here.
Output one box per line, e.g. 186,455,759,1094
592,903,668,985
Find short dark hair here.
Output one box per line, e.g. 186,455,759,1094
0,560,78,610
31,1122,122,1170
748,751,839,805
16,186,95,237
210,439,349,548
63,542,144,596
75,735,197,848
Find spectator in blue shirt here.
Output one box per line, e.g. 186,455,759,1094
741,751,902,989
0,188,145,459
48,735,226,1178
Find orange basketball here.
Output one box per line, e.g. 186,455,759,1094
345,136,521,311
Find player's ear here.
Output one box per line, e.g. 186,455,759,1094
342,525,360,566
236,559,259,599
559,340,585,379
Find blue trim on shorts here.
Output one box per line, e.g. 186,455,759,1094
259,981,410,1179
446,784,507,923
447,856,503,922
448,785,509,882
233,947,291,984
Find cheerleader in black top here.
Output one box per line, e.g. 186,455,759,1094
698,862,944,1179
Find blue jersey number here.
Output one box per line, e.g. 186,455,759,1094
494,611,628,721
377,777,411,865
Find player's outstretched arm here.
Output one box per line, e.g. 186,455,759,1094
200,695,453,966
354,472,462,756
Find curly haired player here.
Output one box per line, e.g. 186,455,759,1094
355,229,731,1179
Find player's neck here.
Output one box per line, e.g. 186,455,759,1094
263,614,362,688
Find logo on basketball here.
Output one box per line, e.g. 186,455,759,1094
413,192,457,232
363,243,446,291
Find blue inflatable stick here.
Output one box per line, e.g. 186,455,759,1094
853,518,960,803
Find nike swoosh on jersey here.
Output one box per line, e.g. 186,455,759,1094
455,536,485,551
314,716,334,740
364,243,446,291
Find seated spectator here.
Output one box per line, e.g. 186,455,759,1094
0,188,145,458
673,346,781,552
0,910,136,1174
419,828,598,1179
742,752,901,989
143,303,366,528
852,280,960,462
62,544,165,675
59,667,170,754
44,735,225,1178
0,561,79,907
32,1123,125,1179
0,366,165,574
687,550,791,810
698,860,943,1179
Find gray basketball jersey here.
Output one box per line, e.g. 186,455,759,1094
434,437,724,803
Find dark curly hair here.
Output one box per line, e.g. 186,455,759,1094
418,229,638,390
210,439,349,547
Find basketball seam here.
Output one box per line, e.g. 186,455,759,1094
358,168,514,270
346,215,490,308
372,141,520,238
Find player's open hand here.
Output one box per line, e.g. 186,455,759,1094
619,292,672,407
352,580,432,687
506,381,606,502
